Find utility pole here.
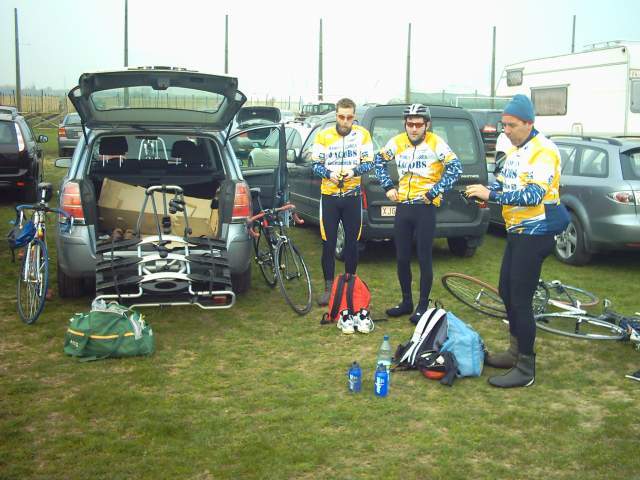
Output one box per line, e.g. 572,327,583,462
14,8,22,112
318,18,323,101
491,26,496,109
571,15,576,53
225,15,229,74
405,23,411,103
124,0,129,106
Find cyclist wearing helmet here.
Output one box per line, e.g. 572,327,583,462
375,104,462,324
466,94,569,388
312,98,374,306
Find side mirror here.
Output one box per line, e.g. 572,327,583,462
286,148,297,163
37,134,48,143
55,157,71,168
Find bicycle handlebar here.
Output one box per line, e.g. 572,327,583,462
16,204,71,219
247,203,296,223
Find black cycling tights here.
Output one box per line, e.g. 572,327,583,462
320,195,362,281
394,203,436,305
498,233,555,355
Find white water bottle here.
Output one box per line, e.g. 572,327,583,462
376,334,392,383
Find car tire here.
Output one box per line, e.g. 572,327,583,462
447,237,477,257
554,213,592,266
231,265,252,294
57,260,85,298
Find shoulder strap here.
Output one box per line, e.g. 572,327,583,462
329,274,348,320
345,273,356,314
409,309,447,366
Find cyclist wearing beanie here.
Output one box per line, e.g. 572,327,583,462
311,98,374,306
375,104,462,324
466,94,569,388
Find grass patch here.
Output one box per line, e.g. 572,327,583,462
0,130,639,478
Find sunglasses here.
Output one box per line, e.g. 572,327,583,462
337,114,355,121
406,121,425,129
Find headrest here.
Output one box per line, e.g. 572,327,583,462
99,136,128,156
171,140,198,159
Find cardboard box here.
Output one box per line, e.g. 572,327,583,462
98,179,219,237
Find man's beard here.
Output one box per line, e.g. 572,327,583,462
408,132,425,146
336,124,352,136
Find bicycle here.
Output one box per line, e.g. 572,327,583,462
8,183,73,324
441,272,599,320
246,202,312,315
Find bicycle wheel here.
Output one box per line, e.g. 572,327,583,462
543,281,599,308
253,224,277,287
535,312,626,340
441,273,506,319
17,239,49,325
274,238,312,315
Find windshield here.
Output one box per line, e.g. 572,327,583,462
370,117,480,165
0,121,17,145
64,113,81,125
89,86,226,113
237,108,280,125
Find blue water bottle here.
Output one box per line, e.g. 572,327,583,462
374,362,389,397
348,361,362,393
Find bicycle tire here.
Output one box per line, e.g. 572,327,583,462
543,281,599,308
441,273,506,319
535,312,627,340
274,238,312,315
253,224,277,287
17,239,49,325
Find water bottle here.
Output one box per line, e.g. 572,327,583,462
347,361,362,393
377,334,393,384
374,362,389,397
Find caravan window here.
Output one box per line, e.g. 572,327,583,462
631,80,640,113
532,87,567,116
506,69,523,87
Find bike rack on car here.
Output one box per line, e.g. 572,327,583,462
94,185,235,309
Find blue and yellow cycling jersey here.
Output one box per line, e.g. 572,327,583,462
374,132,462,206
488,130,564,235
311,125,374,196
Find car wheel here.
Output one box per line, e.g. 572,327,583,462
231,265,252,294
447,237,477,257
57,260,85,298
554,213,592,266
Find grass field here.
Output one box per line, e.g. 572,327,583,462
1,128,639,479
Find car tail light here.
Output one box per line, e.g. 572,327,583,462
482,125,497,133
606,191,639,205
361,187,368,209
58,126,66,138
14,123,25,152
60,182,85,223
232,181,251,220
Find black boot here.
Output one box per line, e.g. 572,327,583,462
386,298,413,317
409,300,430,325
488,353,536,388
317,280,333,307
485,335,518,369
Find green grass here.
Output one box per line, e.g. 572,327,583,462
1,129,639,479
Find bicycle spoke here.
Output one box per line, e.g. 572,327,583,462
441,273,507,320
17,239,48,325
275,239,312,315
253,226,277,287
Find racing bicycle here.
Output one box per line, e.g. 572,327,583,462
8,183,73,324
247,202,312,315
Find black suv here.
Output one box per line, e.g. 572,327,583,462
287,104,490,257
468,109,502,154
0,108,47,201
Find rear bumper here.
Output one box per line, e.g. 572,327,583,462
588,216,640,252
0,169,31,188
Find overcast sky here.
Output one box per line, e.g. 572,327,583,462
1,0,639,103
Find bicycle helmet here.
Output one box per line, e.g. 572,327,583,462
403,103,431,121
7,220,36,250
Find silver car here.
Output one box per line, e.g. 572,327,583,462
490,135,640,265
57,112,82,156
54,68,289,301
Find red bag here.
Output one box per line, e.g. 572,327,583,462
320,273,371,324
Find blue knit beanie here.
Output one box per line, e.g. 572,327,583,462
503,94,535,123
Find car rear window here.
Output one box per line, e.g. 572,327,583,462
621,149,640,180
237,108,280,125
370,117,480,165
64,113,81,125
0,121,17,145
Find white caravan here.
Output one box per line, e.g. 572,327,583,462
496,41,640,137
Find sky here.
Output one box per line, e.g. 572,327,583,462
1,0,639,104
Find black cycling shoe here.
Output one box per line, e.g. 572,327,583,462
409,302,430,325
386,300,413,317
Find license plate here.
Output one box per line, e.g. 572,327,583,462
381,206,396,217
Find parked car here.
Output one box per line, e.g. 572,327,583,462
280,110,296,122
287,104,490,257
55,68,289,299
468,109,503,154
231,106,281,160
296,102,335,121
0,105,18,115
0,109,47,201
241,121,311,167
57,112,82,156
490,135,640,265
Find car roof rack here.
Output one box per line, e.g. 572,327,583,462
549,134,622,146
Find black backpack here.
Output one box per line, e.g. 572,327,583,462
393,307,448,370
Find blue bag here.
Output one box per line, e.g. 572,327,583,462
440,312,484,377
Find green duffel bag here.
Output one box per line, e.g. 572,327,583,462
64,301,155,361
